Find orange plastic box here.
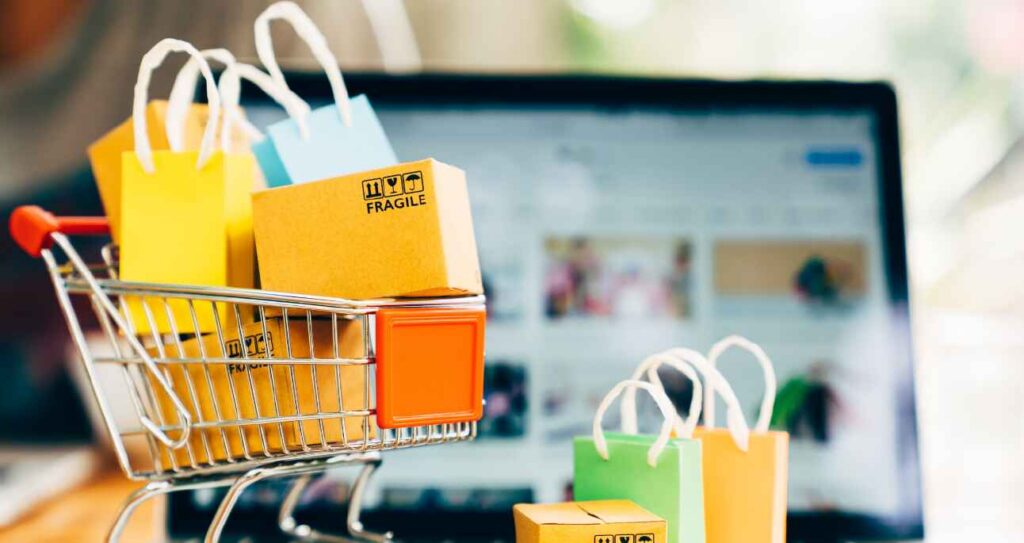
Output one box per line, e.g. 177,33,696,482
375,307,486,428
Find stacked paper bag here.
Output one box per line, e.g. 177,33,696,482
81,1,484,467
574,338,790,543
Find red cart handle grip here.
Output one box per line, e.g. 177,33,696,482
10,206,110,257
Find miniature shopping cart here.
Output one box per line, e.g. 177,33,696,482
9,206,487,543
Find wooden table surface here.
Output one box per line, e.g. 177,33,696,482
0,471,155,543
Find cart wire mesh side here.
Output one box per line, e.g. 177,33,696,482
10,206,485,543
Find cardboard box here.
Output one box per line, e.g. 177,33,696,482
514,500,667,543
147,316,374,466
252,158,482,300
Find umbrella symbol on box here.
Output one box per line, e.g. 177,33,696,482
638,535,654,543
403,171,424,194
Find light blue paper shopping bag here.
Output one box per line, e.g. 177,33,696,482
252,138,291,188
254,1,397,185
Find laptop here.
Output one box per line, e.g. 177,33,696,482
173,74,919,542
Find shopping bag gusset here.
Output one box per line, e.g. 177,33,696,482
252,1,397,186
120,38,256,334
693,336,790,543
574,379,705,543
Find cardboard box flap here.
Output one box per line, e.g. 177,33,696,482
577,500,663,524
514,502,602,525
515,500,661,526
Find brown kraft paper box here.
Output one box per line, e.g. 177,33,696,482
147,316,374,466
513,500,668,543
252,158,482,300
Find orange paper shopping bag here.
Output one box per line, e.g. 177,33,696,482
120,39,256,334
693,337,789,543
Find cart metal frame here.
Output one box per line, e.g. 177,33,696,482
12,207,484,542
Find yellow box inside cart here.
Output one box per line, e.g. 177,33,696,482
252,158,482,300
146,317,374,467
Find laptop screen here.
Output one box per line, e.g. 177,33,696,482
182,82,919,540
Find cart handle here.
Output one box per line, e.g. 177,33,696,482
10,206,109,258
11,206,193,449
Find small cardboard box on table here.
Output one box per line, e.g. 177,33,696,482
513,500,667,543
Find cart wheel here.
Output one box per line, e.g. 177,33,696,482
278,460,394,543
279,474,350,542
205,467,279,543
107,480,175,543
346,459,394,543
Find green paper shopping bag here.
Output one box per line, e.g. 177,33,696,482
120,39,256,334
574,379,705,543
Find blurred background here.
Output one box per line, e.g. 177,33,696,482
1,0,1022,541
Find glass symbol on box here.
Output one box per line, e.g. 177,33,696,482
383,175,403,197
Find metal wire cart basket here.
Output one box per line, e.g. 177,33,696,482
9,206,487,543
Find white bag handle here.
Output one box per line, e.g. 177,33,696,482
664,347,751,451
165,48,237,152
620,350,703,439
219,62,312,152
133,39,220,174
592,380,678,468
254,1,352,127
704,335,777,434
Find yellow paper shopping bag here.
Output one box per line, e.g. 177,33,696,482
693,337,789,543
87,100,204,243
120,39,256,334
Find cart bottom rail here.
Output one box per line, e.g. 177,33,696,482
111,452,390,543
